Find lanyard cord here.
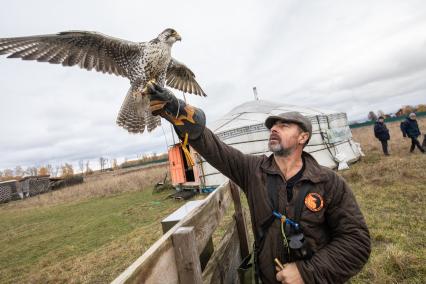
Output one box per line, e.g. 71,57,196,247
280,219,290,256
181,133,195,167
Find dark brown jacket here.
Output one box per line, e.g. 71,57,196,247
190,128,371,284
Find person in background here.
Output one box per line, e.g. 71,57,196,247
401,113,425,154
374,116,390,156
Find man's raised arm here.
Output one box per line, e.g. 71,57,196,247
147,82,261,190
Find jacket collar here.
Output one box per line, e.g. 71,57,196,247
261,151,329,183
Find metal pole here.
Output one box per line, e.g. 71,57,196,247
170,123,176,145
253,86,259,100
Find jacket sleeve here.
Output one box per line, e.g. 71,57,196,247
188,127,262,192
296,176,371,284
400,122,407,137
373,124,380,138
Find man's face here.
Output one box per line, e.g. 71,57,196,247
409,114,416,120
268,121,308,157
379,118,384,123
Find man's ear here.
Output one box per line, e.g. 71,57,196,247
299,132,309,145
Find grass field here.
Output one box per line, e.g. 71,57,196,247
0,118,425,283
348,118,426,284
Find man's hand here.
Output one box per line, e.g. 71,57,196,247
146,82,176,117
146,81,206,140
276,262,304,284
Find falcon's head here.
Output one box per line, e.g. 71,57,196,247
158,28,182,45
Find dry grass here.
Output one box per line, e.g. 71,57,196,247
345,117,426,283
2,164,168,211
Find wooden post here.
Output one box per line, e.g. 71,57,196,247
230,182,250,259
172,226,203,284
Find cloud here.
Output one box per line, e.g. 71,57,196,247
1,0,426,170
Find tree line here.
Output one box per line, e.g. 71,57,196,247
0,153,168,182
367,104,426,121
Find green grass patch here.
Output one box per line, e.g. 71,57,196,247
0,188,182,283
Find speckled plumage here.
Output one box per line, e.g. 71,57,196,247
0,28,206,133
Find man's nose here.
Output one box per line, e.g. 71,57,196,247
270,125,279,132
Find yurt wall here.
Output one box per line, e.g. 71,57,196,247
196,100,362,188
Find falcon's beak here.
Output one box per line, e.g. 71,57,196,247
174,33,182,41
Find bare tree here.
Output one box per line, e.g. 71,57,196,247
99,157,108,172
46,164,53,175
78,160,84,174
61,163,74,177
377,110,385,118
3,169,14,178
84,161,90,173
52,165,60,177
26,166,38,176
368,111,377,121
111,158,118,170
14,166,24,177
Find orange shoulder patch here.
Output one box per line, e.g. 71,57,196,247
304,193,324,212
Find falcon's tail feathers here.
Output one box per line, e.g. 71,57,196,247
146,110,161,132
116,89,154,134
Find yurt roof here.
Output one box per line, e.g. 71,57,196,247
210,99,337,133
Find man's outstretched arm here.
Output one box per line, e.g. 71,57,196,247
147,83,261,190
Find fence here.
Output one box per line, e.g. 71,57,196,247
112,181,250,284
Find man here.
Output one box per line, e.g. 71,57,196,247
374,116,390,156
401,113,425,153
148,83,371,284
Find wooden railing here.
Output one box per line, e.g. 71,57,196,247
111,181,250,284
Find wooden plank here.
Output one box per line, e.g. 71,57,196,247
112,181,233,284
172,227,203,284
230,182,250,259
202,218,241,284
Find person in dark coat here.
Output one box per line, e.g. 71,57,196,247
374,116,390,155
147,83,371,284
401,113,425,153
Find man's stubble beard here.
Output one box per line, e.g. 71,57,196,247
268,141,294,157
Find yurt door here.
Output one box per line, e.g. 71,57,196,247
168,145,186,185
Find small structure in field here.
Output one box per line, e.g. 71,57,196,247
0,180,13,203
49,175,84,190
20,175,50,196
0,179,26,203
168,143,201,190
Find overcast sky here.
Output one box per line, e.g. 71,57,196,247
1,0,426,171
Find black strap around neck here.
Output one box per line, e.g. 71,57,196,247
267,174,280,212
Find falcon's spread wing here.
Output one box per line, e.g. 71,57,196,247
0,31,141,78
166,58,206,96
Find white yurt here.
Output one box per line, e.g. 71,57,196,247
196,99,363,188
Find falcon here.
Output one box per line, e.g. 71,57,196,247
0,28,206,133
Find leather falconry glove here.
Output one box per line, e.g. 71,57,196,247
147,82,206,140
